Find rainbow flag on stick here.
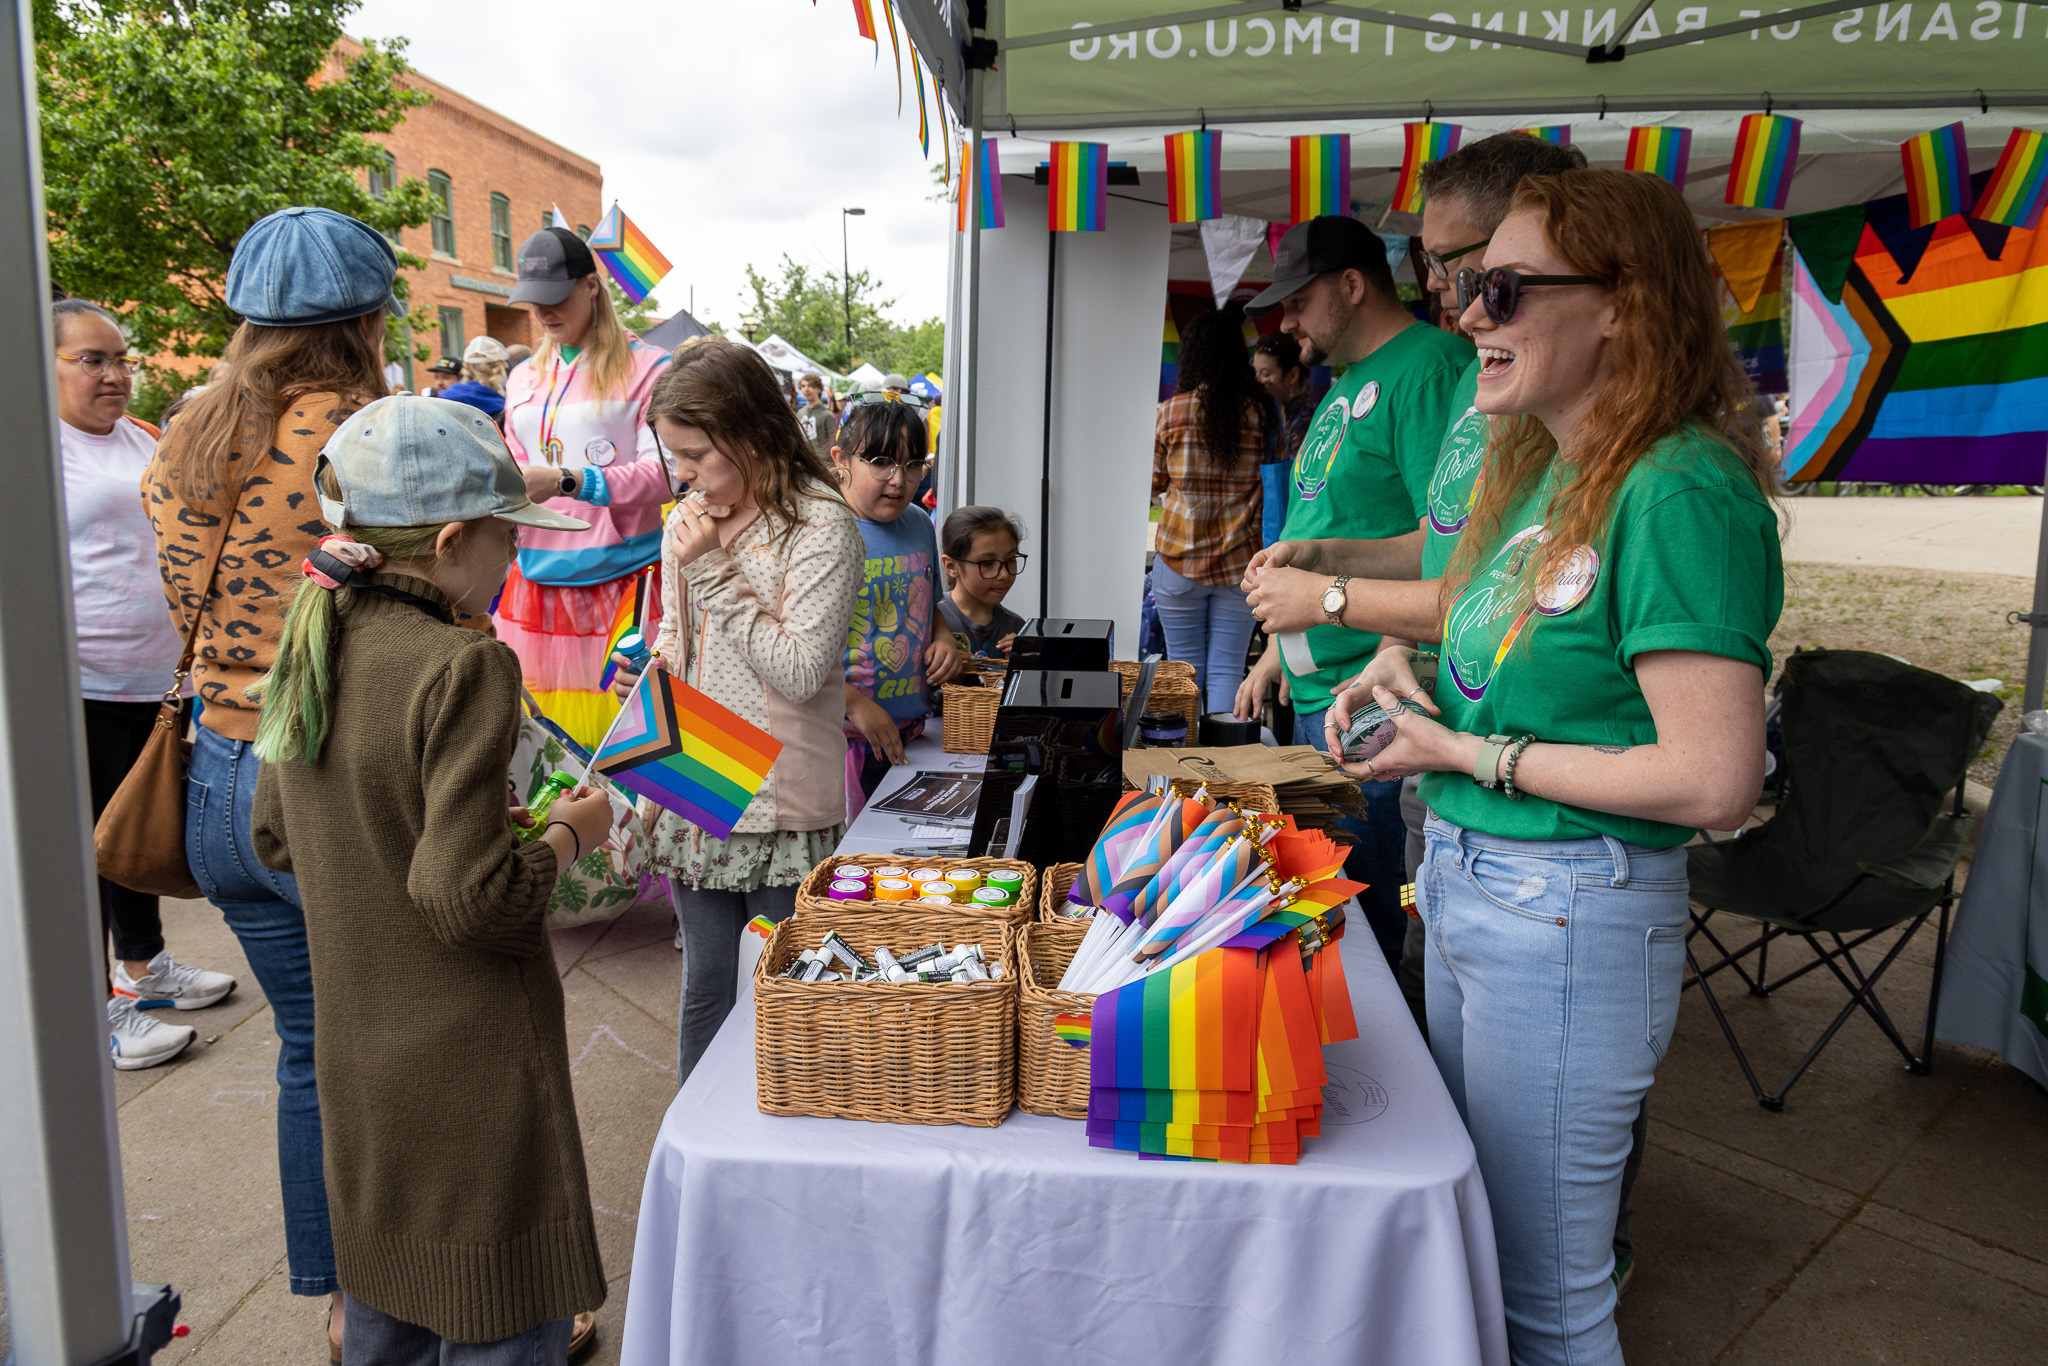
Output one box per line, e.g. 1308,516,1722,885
595,569,650,691
1901,122,1971,228
1520,125,1571,144
1392,123,1461,214
1048,141,1107,232
1973,127,2048,230
588,203,672,304
1289,134,1350,222
592,670,782,840
1625,125,1692,189
1165,130,1222,224
1725,113,1801,211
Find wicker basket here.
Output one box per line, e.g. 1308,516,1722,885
1115,777,1282,816
1016,924,1095,1119
1036,861,1095,929
1111,659,1201,736
754,907,1017,1126
795,852,1037,923
940,659,1008,753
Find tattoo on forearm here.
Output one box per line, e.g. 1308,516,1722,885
1590,744,1633,755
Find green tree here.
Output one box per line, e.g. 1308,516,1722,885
740,254,943,378
607,277,659,335
38,0,435,358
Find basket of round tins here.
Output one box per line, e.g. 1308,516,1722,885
753,907,1018,1126
795,853,1036,923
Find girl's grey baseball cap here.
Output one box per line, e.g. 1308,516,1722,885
227,207,401,327
317,396,589,531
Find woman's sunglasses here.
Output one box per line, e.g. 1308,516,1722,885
1455,266,1604,324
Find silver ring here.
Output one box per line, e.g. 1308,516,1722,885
1364,757,1378,778
1406,687,1429,701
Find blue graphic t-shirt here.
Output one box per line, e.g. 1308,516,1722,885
846,507,943,724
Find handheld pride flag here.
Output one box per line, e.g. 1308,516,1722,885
587,203,673,305
591,670,782,840
1392,123,1462,214
1900,122,1971,228
1289,134,1350,222
1520,125,1571,145
1972,127,2048,230
1048,142,1108,231
595,569,650,691
1165,130,1223,224
1725,113,1801,211
1625,125,1692,189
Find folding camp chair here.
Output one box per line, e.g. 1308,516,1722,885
1684,649,2000,1111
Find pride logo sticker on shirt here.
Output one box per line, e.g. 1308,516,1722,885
1293,400,1349,503
1427,406,1489,537
1442,526,1600,699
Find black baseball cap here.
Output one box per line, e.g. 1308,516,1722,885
510,226,598,306
1246,216,1382,317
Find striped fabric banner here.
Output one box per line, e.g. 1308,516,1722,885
1048,141,1108,232
1901,122,1972,229
1289,134,1350,222
1625,125,1692,189
1725,113,1802,211
1392,122,1461,214
1720,241,1788,395
850,0,876,42
957,137,1004,231
1165,130,1223,224
1973,128,2048,230
1520,125,1571,144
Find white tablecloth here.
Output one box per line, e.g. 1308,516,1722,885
621,912,1509,1365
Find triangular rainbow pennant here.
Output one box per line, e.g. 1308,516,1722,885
1289,134,1350,222
592,669,782,840
1048,142,1107,232
1900,122,1971,228
1165,130,1222,224
596,569,650,690
1972,127,2048,229
1520,125,1571,145
1625,125,1692,189
1393,123,1462,214
1725,113,1801,211
851,0,876,44
588,202,673,304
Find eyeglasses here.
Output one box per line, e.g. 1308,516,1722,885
853,449,931,473
56,352,142,378
847,390,931,412
1455,266,1604,324
957,554,1027,579
1420,238,1491,282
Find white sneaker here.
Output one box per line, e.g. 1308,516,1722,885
113,951,236,1011
107,996,195,1071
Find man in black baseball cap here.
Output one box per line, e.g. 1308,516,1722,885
509,226,598,306
1231,213,1475,975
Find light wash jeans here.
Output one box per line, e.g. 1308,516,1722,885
1418,813,1689,1366
186,725,338,1296
340,1294,571,1365
1149,557,1258,714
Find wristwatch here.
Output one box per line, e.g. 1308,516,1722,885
1321,575,1353,626
1473,733,1517,790
557,469,580,499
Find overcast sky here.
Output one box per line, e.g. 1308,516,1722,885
345,0,954,330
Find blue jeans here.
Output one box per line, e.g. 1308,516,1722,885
186,725,338,1297
1294,707,1408,971
1418,814,1689,1366
1149,558,1258,714
341,1294,571,1365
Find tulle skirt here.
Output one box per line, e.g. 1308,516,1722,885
494,563,653,750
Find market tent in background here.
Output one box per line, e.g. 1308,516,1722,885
639,307,713,351
844,360,887,390
747,333,840,382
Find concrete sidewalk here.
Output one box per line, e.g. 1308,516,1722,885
1782,495,2043,577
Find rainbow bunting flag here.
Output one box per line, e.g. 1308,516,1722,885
879,0,902,109
1048,141,1107,232
1165,130,1223,224
1973,127,2048,230
1520,125,1571,144
588,203,672,304
595,569,650,690
1392,122,1462,215
1625,125,1693,189
851,0,876,44
1289,134,1350,223
1725,113,1802,211
958,137,1004,231
1901,122,1972,229
593,670,782,840
912,51,929,155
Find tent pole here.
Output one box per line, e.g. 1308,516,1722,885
939,191,964,522
2024,475,2048,715
1039,227,1058,620
961,68,985,507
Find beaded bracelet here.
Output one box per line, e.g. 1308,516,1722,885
1502,735,1537,802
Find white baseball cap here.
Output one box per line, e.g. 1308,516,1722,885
317,396,588,531
462,336,510,365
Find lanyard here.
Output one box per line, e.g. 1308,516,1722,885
536,352,580,463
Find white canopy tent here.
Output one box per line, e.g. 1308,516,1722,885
745,333,840,383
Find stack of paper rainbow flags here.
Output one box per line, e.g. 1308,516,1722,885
1053,785,1363,1164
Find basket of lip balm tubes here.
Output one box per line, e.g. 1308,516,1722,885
794,854,1037,923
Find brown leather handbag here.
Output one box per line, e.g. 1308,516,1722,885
93,507,229,899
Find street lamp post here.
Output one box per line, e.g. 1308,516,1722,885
740,313,761,343
841,207,865,358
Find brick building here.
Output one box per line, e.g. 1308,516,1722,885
337,38,602,387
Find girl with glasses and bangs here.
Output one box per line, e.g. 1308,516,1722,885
828,396,963,808
938,505,1027,660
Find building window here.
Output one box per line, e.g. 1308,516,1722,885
437,305,466,361
542,210,555,233
576,224,591,240
490,193,513,270
368,150,396,199
428,169,455,257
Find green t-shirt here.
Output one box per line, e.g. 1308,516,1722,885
1421,360,1487,582
1276,322,1474,712
1419,425,1784,848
